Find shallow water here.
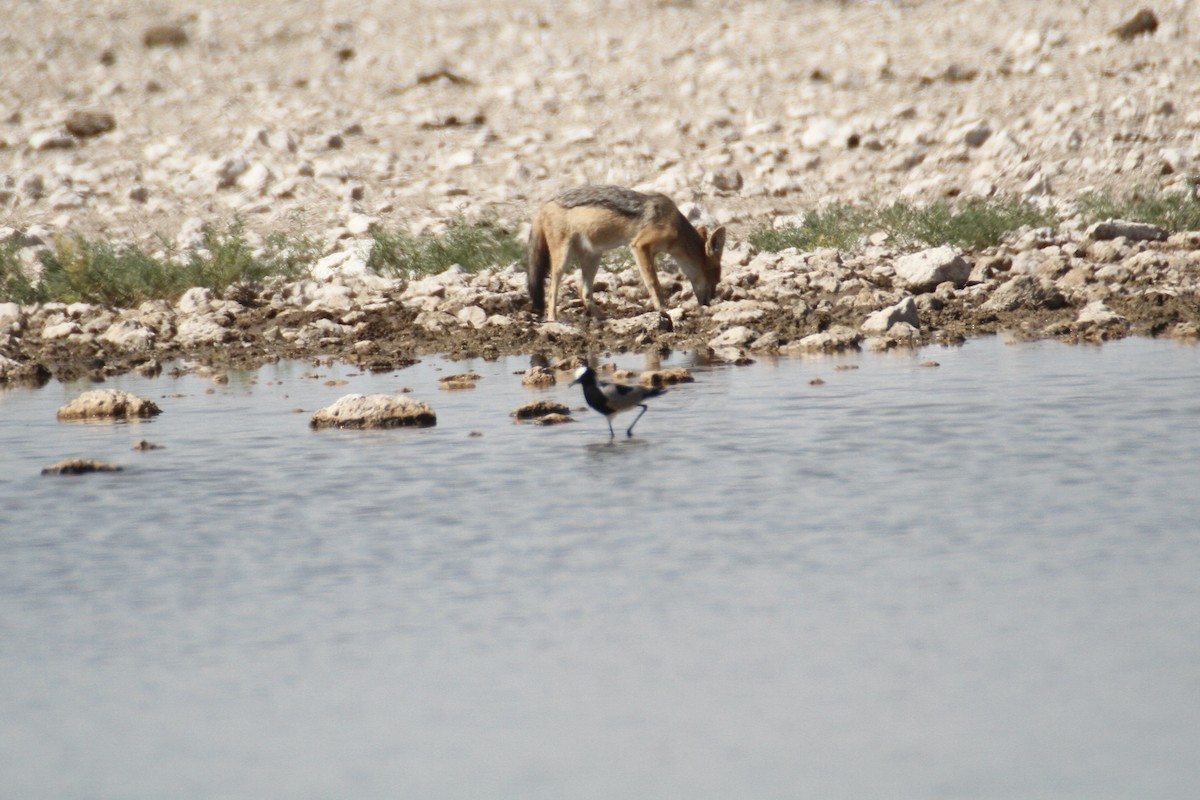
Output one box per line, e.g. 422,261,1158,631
2,336,1200,799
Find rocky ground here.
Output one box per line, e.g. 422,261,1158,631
3,214,1198,386
2,0,1200,384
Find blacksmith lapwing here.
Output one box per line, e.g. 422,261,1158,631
570,365,666,439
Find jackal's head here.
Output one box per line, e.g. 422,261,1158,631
690,225,726,306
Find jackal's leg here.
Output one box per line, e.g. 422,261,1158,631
631,243,666,312
546,241,573,322
578,252,604,318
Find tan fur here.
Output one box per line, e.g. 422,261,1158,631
527,186,726,321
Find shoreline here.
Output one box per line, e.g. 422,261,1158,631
3,216,1198,388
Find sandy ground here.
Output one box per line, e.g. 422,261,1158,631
4,0,1200,243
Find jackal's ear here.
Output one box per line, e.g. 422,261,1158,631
695,225,708,242
706,225,727,256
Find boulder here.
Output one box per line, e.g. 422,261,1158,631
174,315,232,347
512,400,571,419
894,247,971,292
57,390,161,421
1086,220,1168,243
0,355,49,385
708,326,758,348
639,367,695,388
780,325,863,353
310,394,436,429
100,319,155,351
438,372,480,391
1075,300,1127,326
0,302,21,333
521,366,557,387
606,312,672,336
861,296,920,334
982,275,1066,312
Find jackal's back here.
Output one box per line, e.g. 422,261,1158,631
554,185,675,222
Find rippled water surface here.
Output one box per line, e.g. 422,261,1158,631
2,336,1199,798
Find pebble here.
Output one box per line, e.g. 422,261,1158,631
64,111,116,139
143,24,189,48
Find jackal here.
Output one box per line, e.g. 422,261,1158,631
527,185,726,321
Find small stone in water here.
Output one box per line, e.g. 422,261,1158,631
42,458,123,475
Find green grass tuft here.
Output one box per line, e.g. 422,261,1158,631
751,196,1058,254
881,197,1057,250
1,224,317,306
367,218,524,278
1078,189,1200,232
748,203,875,252
0,242,43,305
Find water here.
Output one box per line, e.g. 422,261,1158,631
2,336,1199,799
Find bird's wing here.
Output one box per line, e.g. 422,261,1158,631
599,381,642,410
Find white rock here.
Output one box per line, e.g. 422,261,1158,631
56,389,160,421
1075,301,1125,325
237,162,273,195
174,315,230,347
214,157,249,189
440,149,478,170
346,214,376,236
781,325,862,353
415,310,459,333
1161,148,1190,174
30,131,77,150
457,305,487,328
982,275,1065,312
176,287,214,315
800,118,843,149
861,297,920,334
537,321,579,338
708,326,758,348
312,251,352,279
0,303,21,335
893,247,971,292
176,218,210,250
41,321,80,339
100,319,155,351
306,284,354,313
605,312,671,336
710,300,772,325
310,394,436,429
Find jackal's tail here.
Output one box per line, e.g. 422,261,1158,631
527,220,550,317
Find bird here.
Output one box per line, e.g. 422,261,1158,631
570,365,666,439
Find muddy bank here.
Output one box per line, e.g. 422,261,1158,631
2,217,1198,386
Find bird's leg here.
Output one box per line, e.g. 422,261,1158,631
626,404,649,437
607,418,616,440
